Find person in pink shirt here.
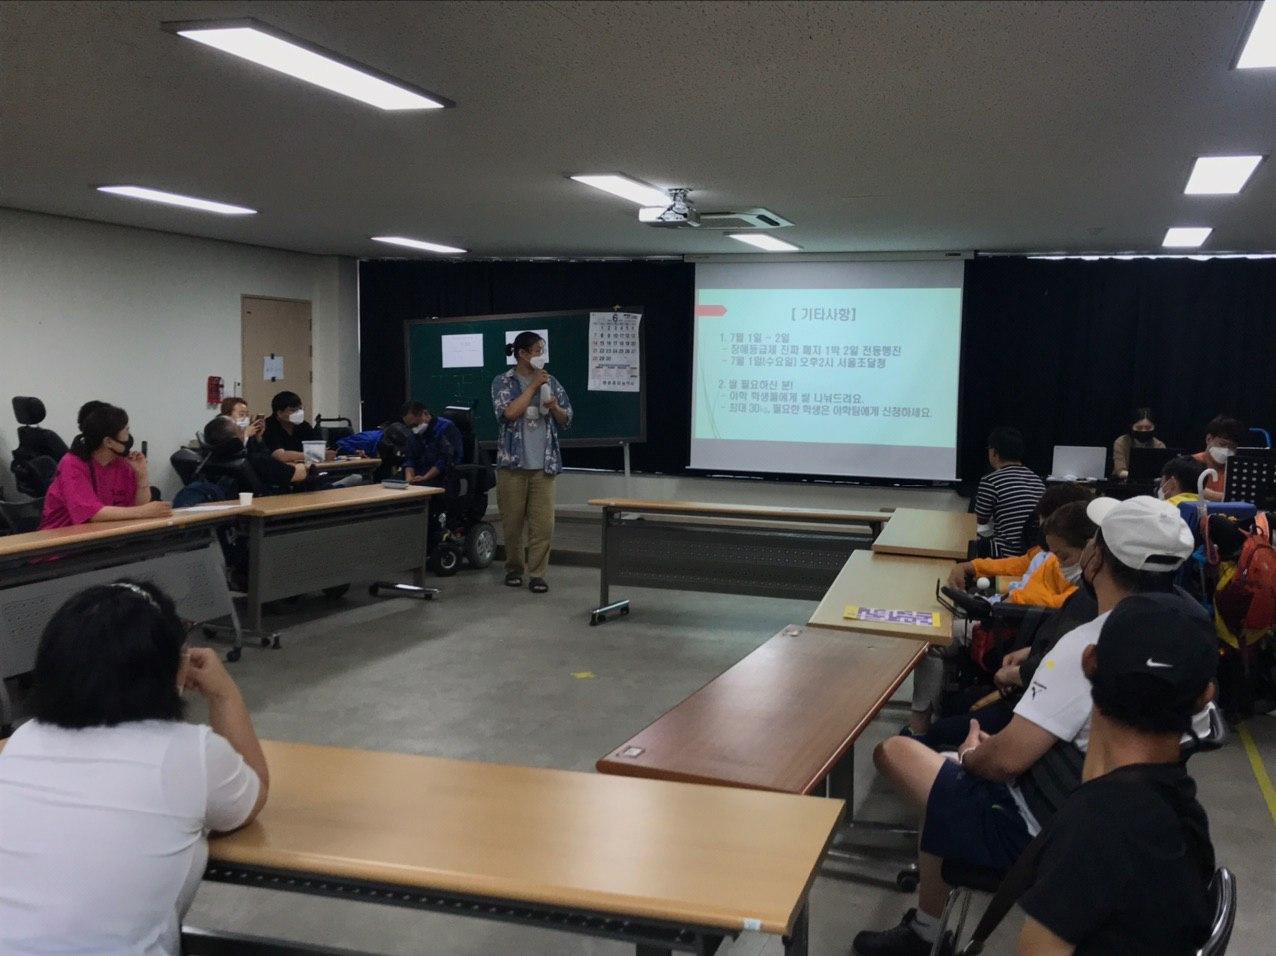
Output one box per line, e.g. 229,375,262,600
39,404,172,529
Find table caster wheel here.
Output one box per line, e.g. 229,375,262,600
225,647,242,663
896,867,919,892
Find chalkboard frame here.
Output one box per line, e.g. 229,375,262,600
403,308,647,448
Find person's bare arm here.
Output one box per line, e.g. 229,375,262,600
272,448,306,464
1018,917,1075,955
90,501,171,521
962,715,1058,782
544,395,569,426
185,647,269,824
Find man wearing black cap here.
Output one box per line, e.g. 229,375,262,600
1016,592,1217,953
855,497,1201,956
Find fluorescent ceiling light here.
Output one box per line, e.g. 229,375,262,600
1029,253,1276,260
1237,0,1276,68
1184,155,1263,194
570,175,670,206
372,236,467,254
97,185,256,215
728,233,802,252
1162,227,1212,248
164,19,451,110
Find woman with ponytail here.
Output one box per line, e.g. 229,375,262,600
39,404,171,529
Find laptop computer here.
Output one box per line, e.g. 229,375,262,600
1049,445,1107,481
1129,445,1182,482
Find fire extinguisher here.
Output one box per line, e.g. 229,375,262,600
207,376,224,406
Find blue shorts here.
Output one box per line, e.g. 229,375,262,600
920,760,1033,871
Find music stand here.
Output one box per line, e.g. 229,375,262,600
1224,447,1276,510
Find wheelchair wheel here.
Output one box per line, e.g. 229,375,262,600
465,522,497,569
428,544,462,577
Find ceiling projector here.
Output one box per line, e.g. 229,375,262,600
638,188,700,228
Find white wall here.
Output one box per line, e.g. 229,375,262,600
0,208,361,498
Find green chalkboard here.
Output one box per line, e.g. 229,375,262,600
404,310,646,446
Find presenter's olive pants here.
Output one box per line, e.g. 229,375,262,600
496,468,556,578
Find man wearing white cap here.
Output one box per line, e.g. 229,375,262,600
854,496,1200,956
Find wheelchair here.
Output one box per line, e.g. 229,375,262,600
423,407,497,576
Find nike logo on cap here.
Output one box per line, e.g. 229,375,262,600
1146,658,1173,669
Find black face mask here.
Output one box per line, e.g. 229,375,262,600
1080,552,1099,602
1132,429,1156,444
112,434,135,455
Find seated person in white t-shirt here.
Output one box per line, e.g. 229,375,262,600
0,580,269,956
852,496,1197,956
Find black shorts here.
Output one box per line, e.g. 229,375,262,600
921,759,1034,871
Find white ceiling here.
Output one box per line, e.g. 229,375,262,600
2,0,1272,258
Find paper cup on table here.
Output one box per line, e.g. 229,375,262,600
239,492,253,506
302,440,326,462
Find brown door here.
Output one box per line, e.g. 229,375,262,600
241,296,313,420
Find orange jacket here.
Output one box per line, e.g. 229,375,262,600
973,546,1076,608
972,547,1040,579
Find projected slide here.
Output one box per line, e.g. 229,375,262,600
691,261,963,480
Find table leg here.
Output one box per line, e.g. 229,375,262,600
823,743,918,886
246,517,265,637
635,946,672,956
783,901,809,956
590,507,630,624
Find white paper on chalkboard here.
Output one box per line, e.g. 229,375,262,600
505,328,550,366
441,333,485,368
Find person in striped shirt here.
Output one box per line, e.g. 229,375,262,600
974,427,1045,557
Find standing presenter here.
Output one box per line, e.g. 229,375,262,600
491,331,573,594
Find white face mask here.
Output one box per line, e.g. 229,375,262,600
1208,445,1234,464
529,355,548,370
234,416,250,429
1061,563,1083,584
1156,484,1168,501
413,422,429,435
288,409,305,425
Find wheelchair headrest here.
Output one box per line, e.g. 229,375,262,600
12,396,47,426
442,406,474,435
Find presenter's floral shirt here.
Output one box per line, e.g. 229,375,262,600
490,369,573,475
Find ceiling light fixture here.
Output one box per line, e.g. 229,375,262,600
728,233,802,252
569,174,670,206
1237,0,1276,68
371,236,467,254
97,185,256,215
1184,155,1264,194
1162,227,1213,248
163,18,452,111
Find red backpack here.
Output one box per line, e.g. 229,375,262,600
1215,513,1276,636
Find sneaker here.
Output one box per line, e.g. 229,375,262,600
852,909,937,956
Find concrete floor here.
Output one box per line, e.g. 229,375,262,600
175,560,1276,956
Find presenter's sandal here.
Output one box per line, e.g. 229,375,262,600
504,572,523,587
529,577,549,594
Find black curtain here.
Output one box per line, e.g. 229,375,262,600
959,256,1276,485
360,256,1276,484
358,259,694,473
